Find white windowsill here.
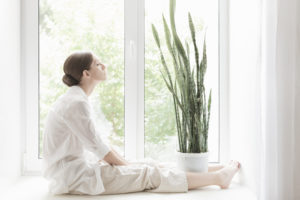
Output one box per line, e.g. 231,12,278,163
1,176,257,200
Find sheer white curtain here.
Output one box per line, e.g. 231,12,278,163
229,0,299,199
260,0,299,199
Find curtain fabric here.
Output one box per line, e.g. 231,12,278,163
261,0,299,199
229,0,299,199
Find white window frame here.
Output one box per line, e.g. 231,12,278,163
21,0,229,174
219,0,230,164
21,0,40,174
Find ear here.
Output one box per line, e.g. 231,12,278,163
82,70,91,78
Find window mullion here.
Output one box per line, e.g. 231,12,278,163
124,0,145,161
137,0,145,160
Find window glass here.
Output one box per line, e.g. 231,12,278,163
39,0,125,158
145,0,219,162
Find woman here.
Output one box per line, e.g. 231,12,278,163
42,51,241,195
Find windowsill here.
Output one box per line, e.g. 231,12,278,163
1,176,257,200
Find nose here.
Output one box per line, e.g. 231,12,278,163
101,64,106,70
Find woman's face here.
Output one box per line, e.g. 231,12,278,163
89,55,107,82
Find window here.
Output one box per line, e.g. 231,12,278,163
22,0,228,173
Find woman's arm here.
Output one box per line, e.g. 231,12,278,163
102,146,129,166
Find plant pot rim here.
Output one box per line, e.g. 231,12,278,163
176,151,209,157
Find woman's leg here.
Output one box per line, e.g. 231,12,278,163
186,171,219,189
156,163,225,171
186,160,240,190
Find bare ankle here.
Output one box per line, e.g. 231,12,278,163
215,172,223,187
212,172,222,186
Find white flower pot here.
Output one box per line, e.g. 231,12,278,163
176,151,209,173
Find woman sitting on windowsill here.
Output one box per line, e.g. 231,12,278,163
42,51,240,195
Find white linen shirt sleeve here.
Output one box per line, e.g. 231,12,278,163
64,100,111,160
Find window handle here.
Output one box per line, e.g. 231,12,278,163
129,40,135,58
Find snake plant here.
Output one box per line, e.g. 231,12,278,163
152,0,212,153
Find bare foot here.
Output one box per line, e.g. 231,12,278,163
216,160,241,189
209,160,241,172
208,164,225,172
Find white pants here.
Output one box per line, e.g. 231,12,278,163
99,158,188,195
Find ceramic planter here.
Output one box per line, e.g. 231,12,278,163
176,151,209,173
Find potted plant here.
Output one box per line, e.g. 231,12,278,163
151,0,212,173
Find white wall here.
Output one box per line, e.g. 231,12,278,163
0,0,21,184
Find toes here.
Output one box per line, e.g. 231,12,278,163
233,161,241,168
229,160,241,169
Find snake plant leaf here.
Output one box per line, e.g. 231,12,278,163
169,0,189,67
207,89,212,134
152,24,161,48
185,40,190,61
162,15,172,54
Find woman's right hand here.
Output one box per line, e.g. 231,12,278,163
103,148,130,166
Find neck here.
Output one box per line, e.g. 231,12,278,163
79,81,98,97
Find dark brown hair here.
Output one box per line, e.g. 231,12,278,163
62,51,94,87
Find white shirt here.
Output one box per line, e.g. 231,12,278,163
42,85,111,195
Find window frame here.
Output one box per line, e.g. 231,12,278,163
21,0,229,174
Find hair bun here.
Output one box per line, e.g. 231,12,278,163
62,74,79,87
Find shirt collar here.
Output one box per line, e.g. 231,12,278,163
69,85,89,100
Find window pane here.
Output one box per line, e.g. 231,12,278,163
145,0,219,162
39,0,124,158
